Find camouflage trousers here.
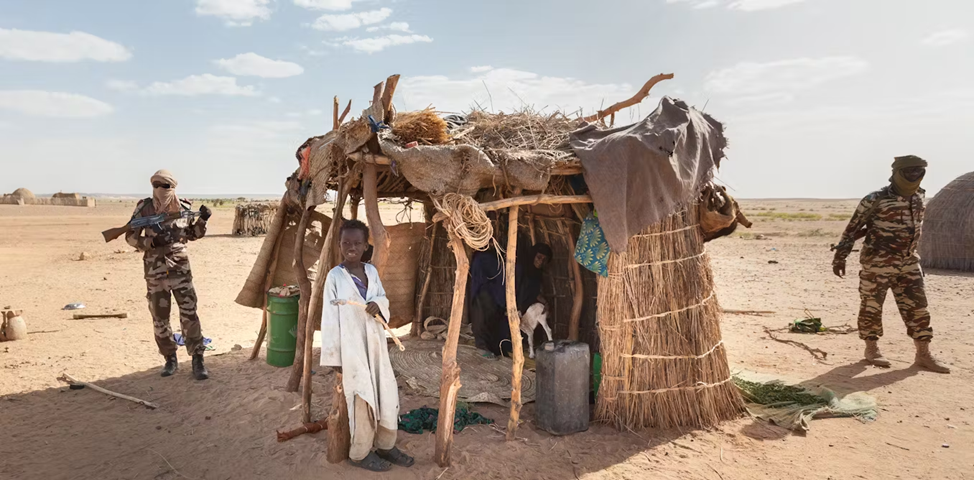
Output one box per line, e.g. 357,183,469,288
146,274,205,356
858,262,933,341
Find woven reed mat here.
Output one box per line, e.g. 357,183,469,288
389,340,536,406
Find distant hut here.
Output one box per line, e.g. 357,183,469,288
11,188,34,201
52,192,82,200
233,203,278,236
920,171,974,271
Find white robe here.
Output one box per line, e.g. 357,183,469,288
320,264,400,436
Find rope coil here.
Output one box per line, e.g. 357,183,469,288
432,193,496,251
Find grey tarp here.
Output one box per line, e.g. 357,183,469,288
570,97,727,252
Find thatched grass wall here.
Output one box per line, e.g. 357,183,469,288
595,205,743,430
233,203,277,236
920,171,974,272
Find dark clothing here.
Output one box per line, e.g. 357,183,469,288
470,289,509,355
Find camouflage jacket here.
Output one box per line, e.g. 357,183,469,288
832,186,925,268
125,197,207,279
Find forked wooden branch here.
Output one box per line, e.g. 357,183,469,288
59,373,159,409
434,231,470,467
338,100,353,125
582,73,674,123
505,200,526,441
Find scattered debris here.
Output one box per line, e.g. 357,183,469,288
77,252,91,261
73,312,129,320
63,303,86,311
768,260,779,265
763,326,828,361
723,309,776,316
232,344,243,351
942,443,950,448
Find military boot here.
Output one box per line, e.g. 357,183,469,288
161,354,178,377
192,354,209,380
914,340,950,374
864,339,891,367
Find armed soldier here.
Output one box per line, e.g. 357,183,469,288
832,155,949,373
126,170,213,380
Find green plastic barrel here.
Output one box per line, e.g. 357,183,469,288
266,294,300,367
592,353,603,398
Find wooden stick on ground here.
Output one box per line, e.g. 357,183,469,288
412,224,438,336
58,373,159,409
72,313,128,319
285,202,313,393
277,418,328,442
434,230,470,467
250,219,286,360
505,201,526,441
582,73,674,123
723,309,776,315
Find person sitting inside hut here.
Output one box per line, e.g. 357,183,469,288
320,219,414,472
469,241,553,359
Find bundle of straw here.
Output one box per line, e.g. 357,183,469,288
595,204,744,430
391,108,450,145
460,110,578,152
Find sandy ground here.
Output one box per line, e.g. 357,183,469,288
1,199,973,480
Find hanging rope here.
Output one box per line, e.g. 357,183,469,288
432,193,496,251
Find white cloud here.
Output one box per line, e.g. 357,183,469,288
106,80,139,92
311,8,392,31
470,66,494,73
144,74,260,97
0,90,114,118
921,29,970,47
705,56,869,101
215,53,304,78
366,22,411,33
195,0,272,26
298,44,328,56
341,34,432,53
0,28,131,62
665,0,810,10
294,0,364,11
398,68,635,115
268,96,283,104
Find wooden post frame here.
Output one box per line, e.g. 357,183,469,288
413,223,438,336
433,230,470,467
285,202,313,393
505,203,526,441
363,163,391,276
302,177,350,423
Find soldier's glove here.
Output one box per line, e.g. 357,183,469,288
833,262,846,279
199,205,212,221
151,228,177,248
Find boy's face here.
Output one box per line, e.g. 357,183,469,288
340,229,368,263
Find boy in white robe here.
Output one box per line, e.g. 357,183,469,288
320,219,414,472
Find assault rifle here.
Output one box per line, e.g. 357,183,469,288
829,226,867,252
102,210,202,243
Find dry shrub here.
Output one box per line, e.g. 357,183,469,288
392,109,450,145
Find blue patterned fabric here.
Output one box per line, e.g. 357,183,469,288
574,212,610,277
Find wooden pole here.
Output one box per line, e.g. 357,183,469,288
563,221,584,341
285,203,313,393
250,229,285,360
338,100,352,125
380,74,400,122
363,163,390,277
505,203,526,441
302,178,350,422
434,230,470,467
325,373,351,463
413,223,438,337
333,96,340,131
582,73,674,123
431,195,592,224
349,195,361,220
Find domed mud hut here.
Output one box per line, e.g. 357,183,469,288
920,171,974,271
236,73,747,467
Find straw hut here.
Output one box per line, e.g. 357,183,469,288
233,203,278,236
236,74,746,466
920,171,974,271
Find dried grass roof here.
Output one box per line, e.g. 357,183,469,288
920,171,974,271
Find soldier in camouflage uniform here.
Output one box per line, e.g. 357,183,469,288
126,170,213,380
832,155,949,373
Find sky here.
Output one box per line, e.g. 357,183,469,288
0,0,971,198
